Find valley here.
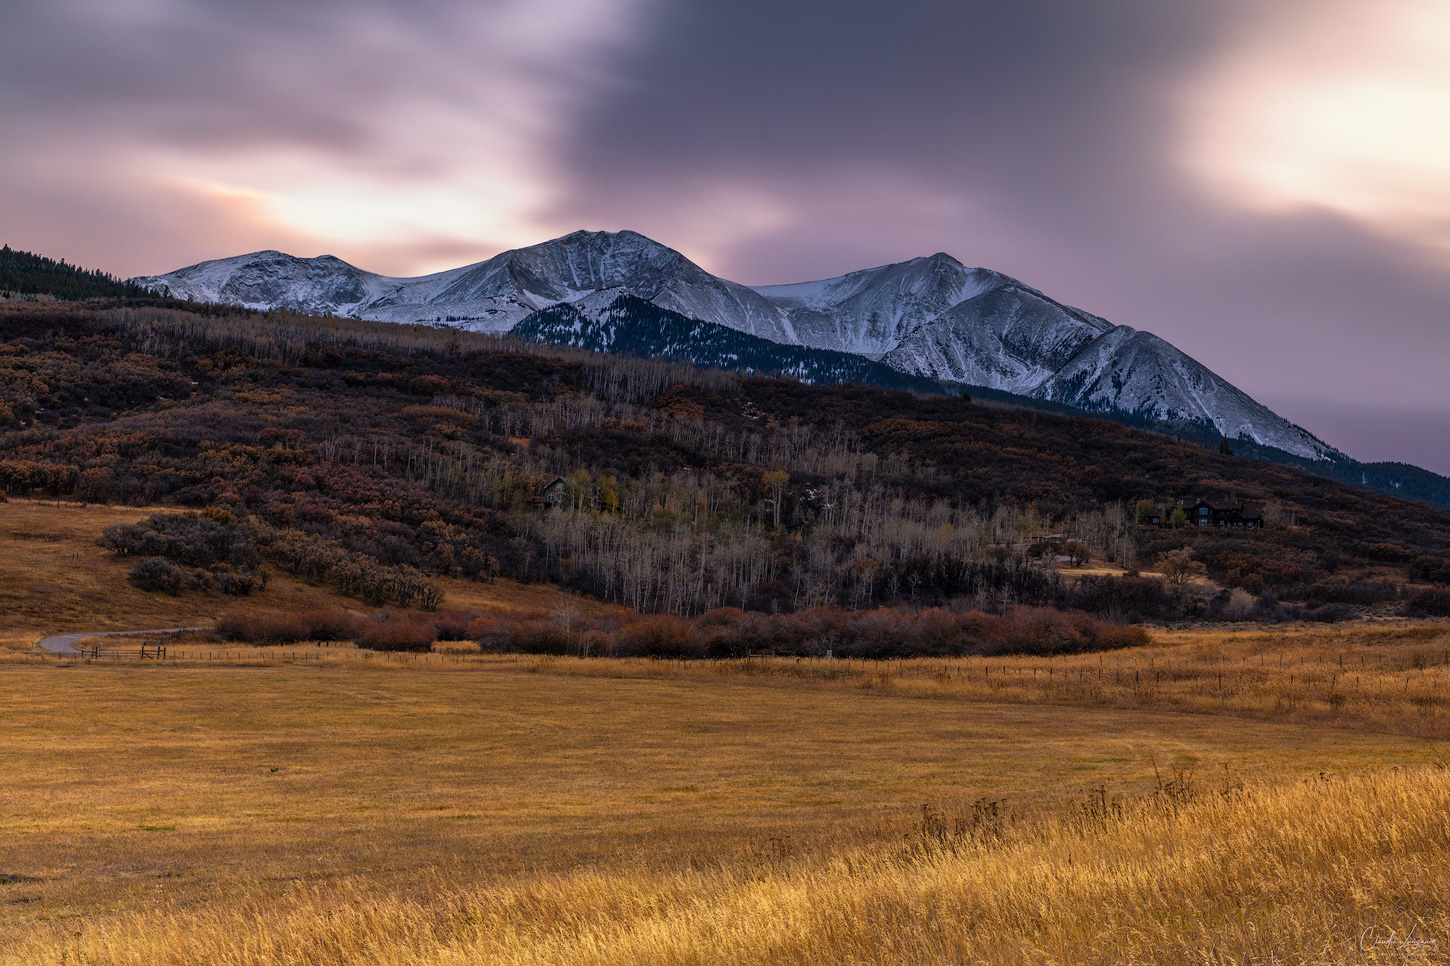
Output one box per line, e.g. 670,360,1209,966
1,269,1448,964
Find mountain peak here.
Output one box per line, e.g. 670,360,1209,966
130,228,1336,462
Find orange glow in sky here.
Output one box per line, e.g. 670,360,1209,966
1184,0,1450,259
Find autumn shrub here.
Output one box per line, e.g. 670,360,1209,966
1299,580,1401,606
576,628,616,657
129,557,209,595
615,615,696,658
1203,589,1257,622
1061,575,1184,622
1408,555,1450,586
101,512,261,569
508,620,571,655
465,616,512,652
691,607,760,658
1405,588,1450,618
757,607,851,657
216,608,358,644
352,612,437,651
432,611,481,641
211,568,260,595
1301,603,1356,623
708,605,1151,659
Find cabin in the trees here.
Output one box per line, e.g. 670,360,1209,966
542,477,568,506
1144,500,1266,528
526,476,569,508
1184,499,1264,528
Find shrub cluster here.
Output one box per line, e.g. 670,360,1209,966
1405,588,1450,618
128,557,259,596
1408,555,1450,586
1299,580,1401,606
101,512,441,609
102,511,261,568
1203,589,1355,624
1058,575,1185,622
217,607,474,652
477,605,1150,660
254,525,443,609
216,609,358,644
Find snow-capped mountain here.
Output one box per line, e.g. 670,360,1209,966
1032,327,1300,441
133,229,1337,461
513,294,945,394
882,283,1115,393
753,255,1008,357
134,230,791,339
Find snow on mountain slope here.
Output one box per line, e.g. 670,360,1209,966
752,254,1006,357
134,229,1337,462
134,230,794,339
133,250,389,316
881,283,1115,393
1033,327,1337,459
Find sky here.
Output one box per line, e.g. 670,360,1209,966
2,0,1448,473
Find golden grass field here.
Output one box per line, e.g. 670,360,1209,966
3,501,1450,964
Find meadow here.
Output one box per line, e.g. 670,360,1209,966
4,501,1450,963
2,657,1448,965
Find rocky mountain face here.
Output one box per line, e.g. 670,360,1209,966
881,283,1115,393
134,229,1337,461
512,294,946,394
752,255,1009,357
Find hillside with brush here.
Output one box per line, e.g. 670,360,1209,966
0,299,1447,626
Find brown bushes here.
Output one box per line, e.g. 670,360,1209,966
215,600,1150,658
1405,587,1450,618
217,608,483,651
351,614,439,652
615,615,693,658
216,609,359,644
479,604,1150,660
507,620,573,655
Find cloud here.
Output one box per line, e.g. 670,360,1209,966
1,0,1447,471
0,0,655,275
1183,0,1450,260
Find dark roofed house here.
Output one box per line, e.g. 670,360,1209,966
525,476,570,508
542,477,568,507
1183,498,1264,528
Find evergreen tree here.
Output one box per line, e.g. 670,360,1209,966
0,245,151,300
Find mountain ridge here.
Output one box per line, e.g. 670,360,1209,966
132,229,1335,461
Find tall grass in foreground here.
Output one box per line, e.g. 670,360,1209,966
13,767,1449,966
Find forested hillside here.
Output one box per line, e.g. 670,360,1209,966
0,301,1446,620
512,295,1450,509
0,246,151,301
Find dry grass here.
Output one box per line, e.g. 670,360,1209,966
48,768,1449,964
0,661,1440,963
6,502,1450,962
442,622,1450,739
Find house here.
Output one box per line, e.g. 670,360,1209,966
541,477,568,507
1143,500,1266,528
1183,498,1264,528
525,476,569,508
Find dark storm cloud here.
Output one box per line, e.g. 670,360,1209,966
556,0,1235,251
548,0,1450,470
